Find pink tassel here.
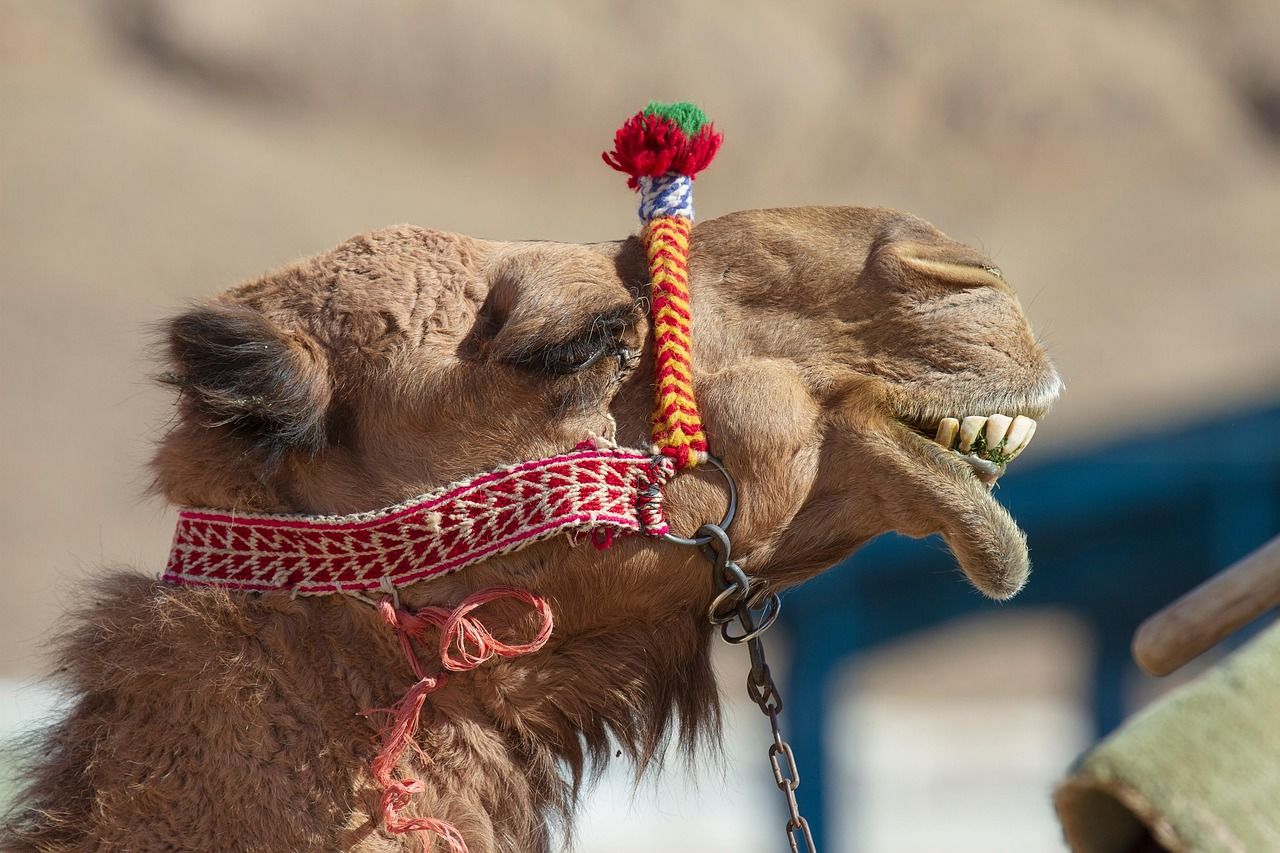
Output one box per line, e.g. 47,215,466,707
363,588,554,852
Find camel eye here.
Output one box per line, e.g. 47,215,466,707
510,306,637,377
540,333,617,375
981,264,1003,280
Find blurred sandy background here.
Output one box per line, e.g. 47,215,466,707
2,2,1278,851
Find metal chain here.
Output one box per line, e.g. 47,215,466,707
661,459,816,851
661,502,814,853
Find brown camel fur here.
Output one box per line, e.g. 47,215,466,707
3,206,1060,852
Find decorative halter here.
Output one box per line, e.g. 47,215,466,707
160,102,721,852
163,442,673,595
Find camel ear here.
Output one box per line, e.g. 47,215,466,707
163,304,332,453
891,245,1007,288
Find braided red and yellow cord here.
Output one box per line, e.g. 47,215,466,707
645,215,707,469
603,102,722,470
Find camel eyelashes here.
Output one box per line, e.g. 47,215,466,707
536,326,621,374
542,336,613,374
505,306,637,377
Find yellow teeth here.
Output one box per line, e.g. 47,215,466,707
984,414,1013,451
931,413,1039,464
958,416,987,453
1005,415,1036,460
934,417,960,448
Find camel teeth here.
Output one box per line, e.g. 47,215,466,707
958,416,987,453
934,417,960,448
984,414,1013,452
1003,415,1035,458
1007,417,1038,460
927,412,1040,467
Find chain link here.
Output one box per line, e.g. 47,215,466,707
661,459,817,852
696,521,818,853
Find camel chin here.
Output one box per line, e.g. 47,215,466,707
883,402,1055,600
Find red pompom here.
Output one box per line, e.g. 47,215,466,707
677,126,722,179
603,112,722,190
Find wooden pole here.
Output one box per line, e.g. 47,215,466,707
1133,533,1280,676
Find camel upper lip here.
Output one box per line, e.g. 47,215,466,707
895,400,1053,439
891,371,1064,439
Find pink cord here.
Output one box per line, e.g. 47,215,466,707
362,587,553,852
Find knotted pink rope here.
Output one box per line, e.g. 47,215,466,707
362,587,554,852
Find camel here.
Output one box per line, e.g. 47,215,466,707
3,206,1059,852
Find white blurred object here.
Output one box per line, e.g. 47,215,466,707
573,617,1090,853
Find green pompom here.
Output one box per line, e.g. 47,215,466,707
643,101,710,136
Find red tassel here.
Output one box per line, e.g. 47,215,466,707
603,112,723,189
362,588,554,853
678,126,723,179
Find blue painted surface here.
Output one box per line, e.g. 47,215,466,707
777,403,1280,850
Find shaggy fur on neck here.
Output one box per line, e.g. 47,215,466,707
2,573,720,852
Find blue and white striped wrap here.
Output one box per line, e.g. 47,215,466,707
638,174,694,222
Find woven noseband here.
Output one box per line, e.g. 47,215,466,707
162,445,672,594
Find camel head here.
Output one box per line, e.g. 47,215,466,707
155,205,1058,636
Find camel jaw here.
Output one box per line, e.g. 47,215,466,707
879,420,1037,600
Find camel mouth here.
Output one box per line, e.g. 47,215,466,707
898,411,1041,488
892,372,1060,489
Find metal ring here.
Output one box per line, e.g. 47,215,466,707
697,524,733,570
707,562,752,626
661,456,738,546
720,593,782,644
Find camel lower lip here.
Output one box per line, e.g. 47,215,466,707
958,452,1003,487
888,422,1032,600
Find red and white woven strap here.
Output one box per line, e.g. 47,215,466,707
163,444,673,595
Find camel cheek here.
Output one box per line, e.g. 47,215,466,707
696,359,822,544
